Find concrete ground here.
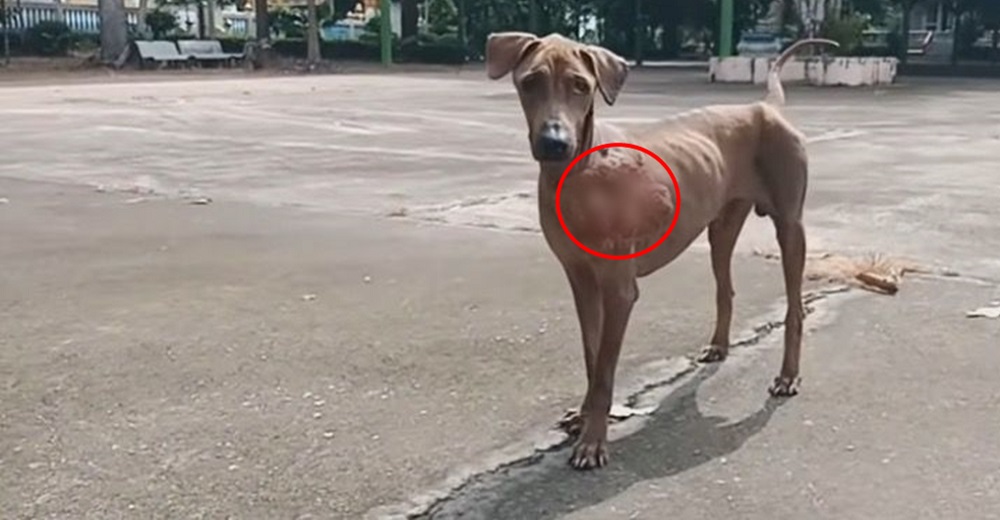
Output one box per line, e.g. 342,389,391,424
0,68,998,520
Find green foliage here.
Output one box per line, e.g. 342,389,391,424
269,37,382,60
24,20,72,57
270,7,307,38
427,0,459,35
847,0,890,24
145,9,179,39
820,12,870,54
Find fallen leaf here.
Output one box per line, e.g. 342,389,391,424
855,272,899,295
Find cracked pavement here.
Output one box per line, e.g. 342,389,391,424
1,69,999,519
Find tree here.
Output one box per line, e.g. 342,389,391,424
891,0,918,63
307,0,320,66
402,0,420,39
255,0,269,41
99,0,129,64
972,0,1000,61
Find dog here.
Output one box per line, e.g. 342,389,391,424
486,32,838,470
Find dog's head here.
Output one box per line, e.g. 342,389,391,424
486,32,628,163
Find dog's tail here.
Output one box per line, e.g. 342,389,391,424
764,38,840,106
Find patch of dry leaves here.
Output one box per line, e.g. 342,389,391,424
753,249,927,295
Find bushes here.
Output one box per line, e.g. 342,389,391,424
399,33,466,64
820,13,868,56
24,20,73,57
268,38,383,60
145,9,179,40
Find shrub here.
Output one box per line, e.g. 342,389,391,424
820,13,868,55
145,9,178,40
24,20,73,57
271,38,382,60
270,7,306,38
399,32,466,64
426,0,458,36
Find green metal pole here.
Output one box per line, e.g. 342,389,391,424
380,0,392,66
719,0,734,58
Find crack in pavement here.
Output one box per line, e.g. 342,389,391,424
366,285,854,520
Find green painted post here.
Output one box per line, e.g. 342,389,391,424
380,0,392,66
719,0,734,58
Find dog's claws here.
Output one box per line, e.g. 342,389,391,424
697,345,728,363
768,376,801,397
558,409,584,436
569,439,608,470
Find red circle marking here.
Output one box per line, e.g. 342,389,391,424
554,142,681,261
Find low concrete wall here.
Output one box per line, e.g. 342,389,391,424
709,56,898,86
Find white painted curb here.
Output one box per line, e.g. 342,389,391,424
709,56,898,86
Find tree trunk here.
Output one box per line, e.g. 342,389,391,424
457,0,467,48
99,0,129,64
197,1,207,38
255,0,269,42
948,1,958,66
137,0,150,38
401,0,418,39
205,0,217,39
307,0,320,66
529,0,539,34
900,0,913,65
2,0,10,67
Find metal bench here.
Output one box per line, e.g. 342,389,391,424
177,40,245,67
134,40,193,69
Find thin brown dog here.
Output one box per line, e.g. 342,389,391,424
486,33,837,470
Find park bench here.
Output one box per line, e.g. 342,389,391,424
177,40,245,67
134,40,193,69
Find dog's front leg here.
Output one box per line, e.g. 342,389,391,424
564,263,603,401
570,260,638,470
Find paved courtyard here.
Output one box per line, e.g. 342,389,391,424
1,69,999,519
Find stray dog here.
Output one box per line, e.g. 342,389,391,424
486,33,837,469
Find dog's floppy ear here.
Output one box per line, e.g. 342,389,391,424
583,45,629,106
486,32,540,80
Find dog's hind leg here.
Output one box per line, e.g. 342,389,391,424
698,200,753,363
769,216,806,396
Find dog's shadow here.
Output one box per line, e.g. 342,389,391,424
428,364,787,520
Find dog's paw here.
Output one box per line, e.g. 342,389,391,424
697,345,728,363
569,438,608,470
768,376,801,397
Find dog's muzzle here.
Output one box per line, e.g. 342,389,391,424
535,120,573,161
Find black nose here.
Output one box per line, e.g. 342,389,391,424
537,121,571,160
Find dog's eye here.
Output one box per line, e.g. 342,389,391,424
571,77,590,95
521,73,543,91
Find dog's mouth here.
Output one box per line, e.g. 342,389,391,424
532,148,574,163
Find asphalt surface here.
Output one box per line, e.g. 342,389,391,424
1,68,998,519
